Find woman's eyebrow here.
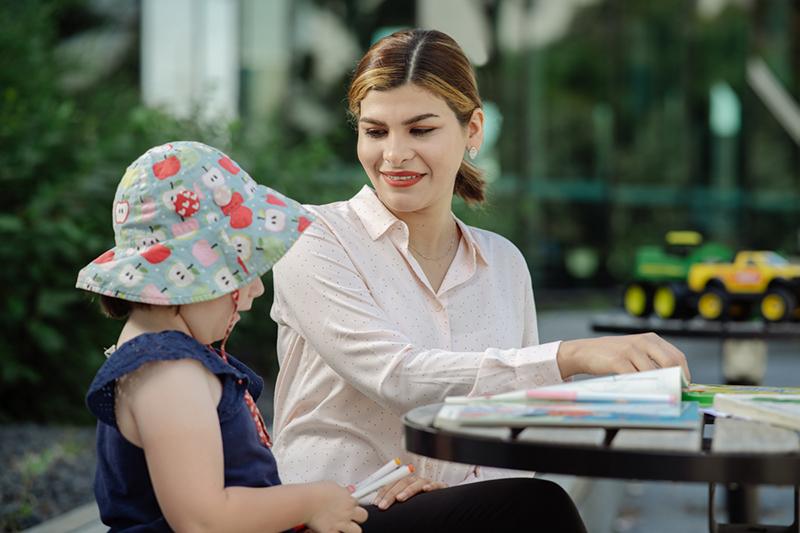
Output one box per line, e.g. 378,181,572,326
402,113,439,125
358,113,440,126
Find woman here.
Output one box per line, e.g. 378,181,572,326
270,29,689,506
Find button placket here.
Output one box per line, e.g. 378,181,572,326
435,298,451,347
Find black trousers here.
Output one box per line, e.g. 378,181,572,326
361,477,587,532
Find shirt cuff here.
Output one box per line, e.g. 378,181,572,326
468,340,563,397
513,340,563,389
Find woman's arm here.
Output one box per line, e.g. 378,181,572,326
274,222,689,418
126,359,367,532
272,222,564,417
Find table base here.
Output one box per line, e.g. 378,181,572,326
709,484,799,532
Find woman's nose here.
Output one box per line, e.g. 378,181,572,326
383,135,413,166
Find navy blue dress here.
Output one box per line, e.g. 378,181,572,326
86,330,282,532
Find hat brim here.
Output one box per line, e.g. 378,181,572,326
76,184,313,305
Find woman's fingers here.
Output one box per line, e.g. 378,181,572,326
375,476,425,509
638,333,691,381
559,333,691,381
395,477,428,501
629,349,659,372
421,481,448,491
373,475,442,509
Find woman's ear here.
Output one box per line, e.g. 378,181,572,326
467,108,485,150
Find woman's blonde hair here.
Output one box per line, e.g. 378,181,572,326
347,29,485,204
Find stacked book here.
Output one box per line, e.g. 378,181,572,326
435,366,700,431
685,383,800,432
434,367,800,453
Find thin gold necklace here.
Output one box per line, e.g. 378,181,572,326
408,232,459,261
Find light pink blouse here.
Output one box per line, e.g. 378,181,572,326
270,186,563,486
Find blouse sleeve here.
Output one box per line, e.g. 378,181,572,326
271,220,564,417
522,258,542,348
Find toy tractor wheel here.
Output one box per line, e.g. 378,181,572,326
653,283,690,319
623,282,652,317
697,286,729,321
760,287,797,322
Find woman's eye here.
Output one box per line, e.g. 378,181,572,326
364,129,386,138
411,128,434,136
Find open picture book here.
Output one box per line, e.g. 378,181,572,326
435,366,702,430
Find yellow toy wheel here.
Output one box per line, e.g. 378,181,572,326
760,288,797,322
623,283,650,317
653,286,677,319
698,287,728,321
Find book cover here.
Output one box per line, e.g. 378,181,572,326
446,366,687,406
711,417,800,453
712,394,800,432
434,401,700,430
683,384,800,406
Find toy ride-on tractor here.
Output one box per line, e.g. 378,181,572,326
623,231,733,319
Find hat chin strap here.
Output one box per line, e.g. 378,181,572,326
219,290,240,356
175,290,240,350
207,288,273,449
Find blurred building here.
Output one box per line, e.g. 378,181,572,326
138,0,799,288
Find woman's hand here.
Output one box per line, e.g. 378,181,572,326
306,481,368,533
557,333,690,381
373,475,447,510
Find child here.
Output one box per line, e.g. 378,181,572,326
77,141,367,532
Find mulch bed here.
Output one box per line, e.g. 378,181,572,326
0,424,96,532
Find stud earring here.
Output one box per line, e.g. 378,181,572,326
468,146,479,160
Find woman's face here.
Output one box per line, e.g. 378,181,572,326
356,83,483,216
179,277,265,344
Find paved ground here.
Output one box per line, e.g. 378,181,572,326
538,309,799,533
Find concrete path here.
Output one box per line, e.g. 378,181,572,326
22,502,103,533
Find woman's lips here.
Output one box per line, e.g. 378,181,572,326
381,172,424,188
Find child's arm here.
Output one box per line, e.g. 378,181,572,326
123,358,367,532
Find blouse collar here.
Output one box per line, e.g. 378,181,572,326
349,185,489,267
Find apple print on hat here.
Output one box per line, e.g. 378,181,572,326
76,141,314,305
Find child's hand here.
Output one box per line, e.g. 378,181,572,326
306,481,368,532
373,475,447,510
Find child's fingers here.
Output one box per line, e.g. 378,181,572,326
353,506,368,523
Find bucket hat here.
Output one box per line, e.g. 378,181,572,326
76,141,313,305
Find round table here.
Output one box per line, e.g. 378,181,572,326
404,403,800,532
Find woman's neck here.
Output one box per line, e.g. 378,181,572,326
394,205,459,259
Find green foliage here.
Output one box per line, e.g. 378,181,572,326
0,0,352,422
